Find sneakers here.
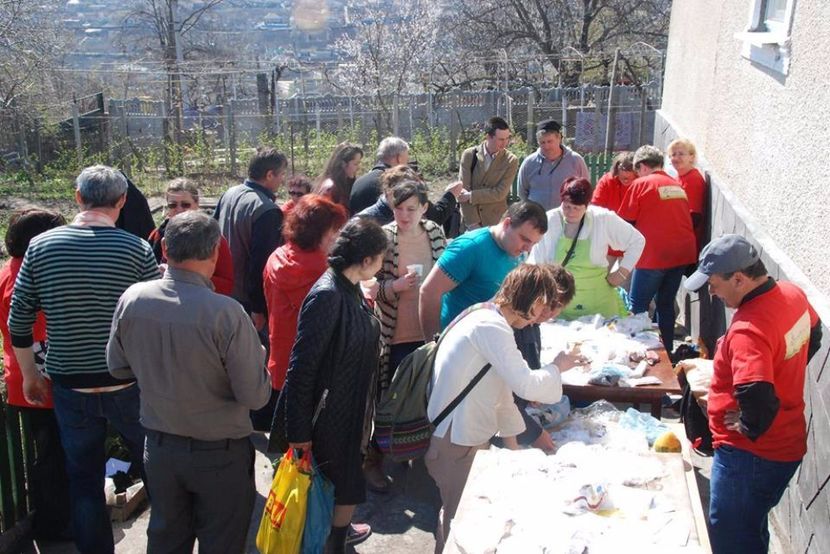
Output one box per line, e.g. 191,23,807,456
345,522,372,546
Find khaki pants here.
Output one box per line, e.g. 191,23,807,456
424,430,488,553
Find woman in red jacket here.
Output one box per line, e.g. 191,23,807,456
263,194,348,391
147,178,234,295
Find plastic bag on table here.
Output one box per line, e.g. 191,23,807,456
300,455,335,554
571,399,621,421
256,448,312,554
618,408,669,446
527,396,571,429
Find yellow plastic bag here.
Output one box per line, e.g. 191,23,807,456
256,448,312,554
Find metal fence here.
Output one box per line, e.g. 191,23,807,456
0,403,34,536
0,83,659,180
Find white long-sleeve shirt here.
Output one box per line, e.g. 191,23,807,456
428,307,562,446
528,205,645,271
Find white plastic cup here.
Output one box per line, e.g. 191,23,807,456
406,263,424,278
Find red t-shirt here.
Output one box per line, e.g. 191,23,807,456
679,168,707,253
0,258,53,408
592,172,627,213
592,172,628,257
708,281,817,462
616,170,697,269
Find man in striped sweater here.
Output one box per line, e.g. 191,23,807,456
9,165,159,554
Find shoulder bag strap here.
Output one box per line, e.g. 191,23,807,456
431,363,492,429
561,214,586,267
429,301,499,428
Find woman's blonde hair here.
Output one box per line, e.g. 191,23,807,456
493,264,559,319
667,138,697,162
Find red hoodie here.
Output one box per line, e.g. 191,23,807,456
263,243,328,390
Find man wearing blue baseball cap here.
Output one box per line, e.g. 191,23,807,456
685,234,823,553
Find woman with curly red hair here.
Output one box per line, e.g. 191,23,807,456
263,195,348,394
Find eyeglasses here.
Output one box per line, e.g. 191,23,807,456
288,191,305,198
167,201,193,209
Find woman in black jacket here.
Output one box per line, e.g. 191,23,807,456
277,218,388,553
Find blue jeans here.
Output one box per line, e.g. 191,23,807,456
629,266,685,352
51,383,146,554
709,445,800,554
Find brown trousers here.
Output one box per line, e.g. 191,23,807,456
424,429,488,553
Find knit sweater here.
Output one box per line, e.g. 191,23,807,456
374,219,446,391
8,225,159,388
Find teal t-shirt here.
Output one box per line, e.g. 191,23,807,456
437,227,519,329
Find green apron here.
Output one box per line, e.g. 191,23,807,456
555,237,627,320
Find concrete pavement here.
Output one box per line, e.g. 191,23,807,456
34,433,440,553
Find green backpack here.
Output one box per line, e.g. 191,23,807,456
374,303,494,462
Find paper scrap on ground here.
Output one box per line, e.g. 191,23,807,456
105,458,131,477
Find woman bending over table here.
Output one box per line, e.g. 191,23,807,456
425,264,580,551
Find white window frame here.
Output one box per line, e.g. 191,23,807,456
734,0,796,75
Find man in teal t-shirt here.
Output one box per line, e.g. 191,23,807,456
419,201,548,340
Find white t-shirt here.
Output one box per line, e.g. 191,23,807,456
428,307,563,446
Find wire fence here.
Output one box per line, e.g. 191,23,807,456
0,82,661,183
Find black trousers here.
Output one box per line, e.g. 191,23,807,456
6,405,71,539
143,430,256,554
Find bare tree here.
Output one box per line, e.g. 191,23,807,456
325,0,458,131
0,0,67,111
451,0,671,86
122,0,225,148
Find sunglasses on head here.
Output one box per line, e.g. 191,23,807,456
167,201,192,209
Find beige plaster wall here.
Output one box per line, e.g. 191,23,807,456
661,0,830,303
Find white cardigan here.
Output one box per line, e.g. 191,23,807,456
428,308,562,446
528,205,645,271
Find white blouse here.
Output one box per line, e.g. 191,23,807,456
528,205,645,270
428,308,562,446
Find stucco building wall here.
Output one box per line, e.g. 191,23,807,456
661,0,830,300
658,1,830,552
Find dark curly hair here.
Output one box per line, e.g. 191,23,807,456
283,194,348,251
328,218,388,272
4,208,66,258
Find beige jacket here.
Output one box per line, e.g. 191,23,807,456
458,143,519,228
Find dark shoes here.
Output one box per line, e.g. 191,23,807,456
346,522,372,546
363,446,392,493
325,523,372,553
363,459,392,493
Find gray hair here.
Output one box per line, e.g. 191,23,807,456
166,177,200,204
633,145,665,170
164,211,221,263
376,137,409,163
75,165,128,208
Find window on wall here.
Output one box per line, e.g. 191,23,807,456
761,0,788,33
735,0,795,75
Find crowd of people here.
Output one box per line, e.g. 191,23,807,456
0,116,821,554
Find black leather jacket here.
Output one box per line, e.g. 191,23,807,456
273,270,380,460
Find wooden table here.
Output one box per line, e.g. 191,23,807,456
445,423,711,553
562,348,681,419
